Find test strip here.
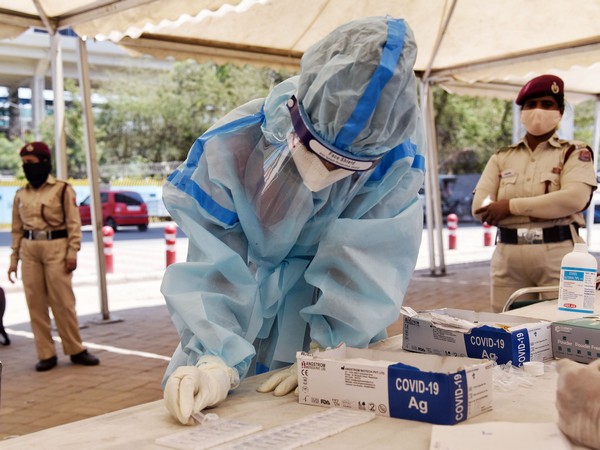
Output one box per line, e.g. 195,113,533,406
220,408,375,449
155,418,263,450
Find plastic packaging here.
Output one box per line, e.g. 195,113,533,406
523,361,544,376
558,243,597,314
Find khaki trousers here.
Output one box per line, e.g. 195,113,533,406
20,238,84,360
490,240,573,312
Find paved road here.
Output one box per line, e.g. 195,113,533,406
0,222,187,247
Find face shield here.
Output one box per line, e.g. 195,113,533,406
287,95,382,192
244,126,374,238
290,141,353,193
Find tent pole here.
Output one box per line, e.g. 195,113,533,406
422,0,457,81
420,80,446,276
420,81,436,274
31,62,47,138
76,36,120,324
418,0,456,276
585,99,600,244
426,82,446,276
50,33,67,178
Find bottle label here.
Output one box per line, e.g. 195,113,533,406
558,266,596,313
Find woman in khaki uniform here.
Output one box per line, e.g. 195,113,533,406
473,75,597,312
8,142,99,371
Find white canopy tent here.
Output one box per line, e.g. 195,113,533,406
0,0,599,311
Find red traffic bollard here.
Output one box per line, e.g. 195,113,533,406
483,222,493,247
447,213,458,250
165,223,177,267
102,226,114,273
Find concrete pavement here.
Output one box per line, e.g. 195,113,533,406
0,221,596,441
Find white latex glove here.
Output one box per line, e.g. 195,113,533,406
556,358,600,449
164,355,239,425
256,362,299,396
256,341,323,397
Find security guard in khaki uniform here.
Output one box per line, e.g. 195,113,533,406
473,75,597,312
8,142,100,371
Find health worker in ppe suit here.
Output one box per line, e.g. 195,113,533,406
161,16,425,425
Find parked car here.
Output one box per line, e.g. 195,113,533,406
78,190,149,231
421,174,481,223
442,173,480,222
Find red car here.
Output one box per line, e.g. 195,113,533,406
78,190,149,231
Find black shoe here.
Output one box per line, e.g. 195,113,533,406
36,356,58,372
70,350,100,366
0,329,9,345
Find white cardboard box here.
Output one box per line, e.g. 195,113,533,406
297,345,493,425
551,315,600,364
401,308,553,366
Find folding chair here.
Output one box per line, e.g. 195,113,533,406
501,285,560,312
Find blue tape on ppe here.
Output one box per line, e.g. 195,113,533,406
369,139,418,181
334,19,407,151
169,110,264,226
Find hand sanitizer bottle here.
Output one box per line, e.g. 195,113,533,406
558,243,597,314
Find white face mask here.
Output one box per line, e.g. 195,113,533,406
520,109,562,136
291,143,354,192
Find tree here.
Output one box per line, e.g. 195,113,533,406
439,149,481,174
433,87,512,174
94,61,294,164
0,61,294,179
0,134,24,175
574,100,595,145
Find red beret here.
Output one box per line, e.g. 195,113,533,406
19,142,51,160
515,74,564,105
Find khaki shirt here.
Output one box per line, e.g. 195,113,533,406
472,135,597,228
11,175,82,266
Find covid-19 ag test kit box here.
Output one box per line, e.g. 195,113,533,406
297,344,493,425
401,307,553,366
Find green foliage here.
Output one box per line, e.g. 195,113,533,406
433,86,512,174
94,61,294,165
0,134,24,175
9,60,292,179
439,149,481,175
574,100,595,144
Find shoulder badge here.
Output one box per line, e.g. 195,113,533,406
564,142,594,164
578,150,592,162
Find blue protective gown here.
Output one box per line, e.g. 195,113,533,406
161,80,425,386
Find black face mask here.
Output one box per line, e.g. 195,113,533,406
23,161,52,189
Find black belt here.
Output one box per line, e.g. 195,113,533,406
23,229,68,240
497,225,575,245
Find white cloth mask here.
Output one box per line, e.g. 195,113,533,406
520,109,562,136
291,143,354,192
